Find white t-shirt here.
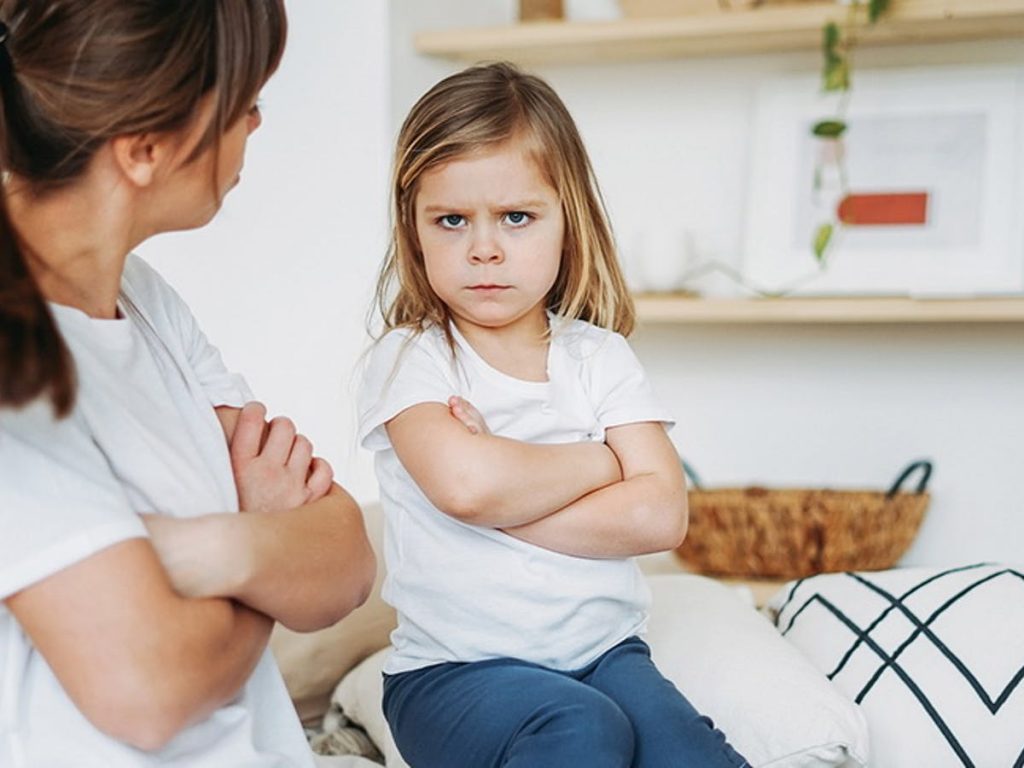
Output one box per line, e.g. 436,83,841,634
0,256,313,767
357,316,674,675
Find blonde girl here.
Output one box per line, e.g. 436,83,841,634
358,62,749,768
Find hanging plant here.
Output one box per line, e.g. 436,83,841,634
810,0,890,264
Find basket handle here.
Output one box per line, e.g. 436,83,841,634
885,460,933,498
680,458,705,491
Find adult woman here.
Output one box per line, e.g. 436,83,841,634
0,2,374,765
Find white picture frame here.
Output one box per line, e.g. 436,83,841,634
742,66,1024,297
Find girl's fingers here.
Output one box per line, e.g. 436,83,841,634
230,401,268,463
306,458,334,500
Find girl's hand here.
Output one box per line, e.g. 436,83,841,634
448,395,490,436
230,402,334,513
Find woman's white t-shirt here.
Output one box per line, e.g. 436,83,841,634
0,256,313,767
357,317,674,675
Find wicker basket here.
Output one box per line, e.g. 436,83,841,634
675,460,932,580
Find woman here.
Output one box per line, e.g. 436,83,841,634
0,1,374,765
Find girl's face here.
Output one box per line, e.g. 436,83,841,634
414,140,564,340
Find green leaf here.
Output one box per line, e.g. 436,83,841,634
823,21,840,54
823,57,850,92
812,120,847,138
868,0,890,24
813,222,834,264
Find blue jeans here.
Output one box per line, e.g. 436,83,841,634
382,636,750,768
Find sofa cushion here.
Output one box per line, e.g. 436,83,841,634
767,564,1024,768
334,573,869,768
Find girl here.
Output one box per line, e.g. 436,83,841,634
358,62,749,768
0,2,374,765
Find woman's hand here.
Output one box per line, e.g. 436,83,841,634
140,514,234,599
230,402,334,513
448,395,490,435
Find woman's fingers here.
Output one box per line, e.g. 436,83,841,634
230,402,268,463
287,434,313,474
305,458,334,501
262,416,297,464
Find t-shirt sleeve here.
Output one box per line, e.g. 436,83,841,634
357,330,457,452
122,255,253,408
0,401,147,601
590,332,675,431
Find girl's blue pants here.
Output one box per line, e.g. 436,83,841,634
382,636,750,768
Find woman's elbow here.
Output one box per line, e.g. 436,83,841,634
283,539,377,633
82,676,194,751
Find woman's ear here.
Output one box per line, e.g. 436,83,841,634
109,133,164,188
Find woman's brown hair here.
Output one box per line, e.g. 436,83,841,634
374,62,635,351
0,0,286,417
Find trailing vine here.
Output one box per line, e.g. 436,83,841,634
810,0,890,263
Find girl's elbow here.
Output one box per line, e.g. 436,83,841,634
652,492,688,551
433,484,491,524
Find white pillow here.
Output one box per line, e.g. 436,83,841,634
333,573,869,768
767,564,1024,768
332,647,408,768
645,574,869,767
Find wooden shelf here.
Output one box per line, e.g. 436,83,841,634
633,295,1024,324
415,0,1024,64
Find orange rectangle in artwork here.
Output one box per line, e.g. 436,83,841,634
837,192,929,226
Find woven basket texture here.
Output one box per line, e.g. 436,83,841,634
675,485,929,579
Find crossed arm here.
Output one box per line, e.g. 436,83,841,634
5,402,375,751
386,396,687,558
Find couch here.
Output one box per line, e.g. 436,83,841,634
273,504,1024,768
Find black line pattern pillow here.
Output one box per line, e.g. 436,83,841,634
767,564,1024,768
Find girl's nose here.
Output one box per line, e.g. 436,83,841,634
469,231,503,264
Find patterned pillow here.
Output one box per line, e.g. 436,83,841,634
767,564,1024,768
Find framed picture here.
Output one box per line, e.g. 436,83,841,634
742,66,1024,297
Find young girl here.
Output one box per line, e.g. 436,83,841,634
0,2,373,765
358,62,749,768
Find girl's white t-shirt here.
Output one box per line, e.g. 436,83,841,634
0,255,313,767
357,317,674,675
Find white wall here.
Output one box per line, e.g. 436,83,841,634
389,1,1024,566
138,0,390,502
132,2,1023,567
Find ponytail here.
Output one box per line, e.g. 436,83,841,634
0,0,286,418
0,15,73,416
0,193,75,416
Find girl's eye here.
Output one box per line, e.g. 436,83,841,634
248,100,262,118
439,214,465,229
505,211,531,226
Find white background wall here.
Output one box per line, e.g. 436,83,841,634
145,1,1023,567
138,0,391,501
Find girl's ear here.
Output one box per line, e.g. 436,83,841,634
109,133,166,188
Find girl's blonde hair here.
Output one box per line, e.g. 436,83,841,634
373,61,635,348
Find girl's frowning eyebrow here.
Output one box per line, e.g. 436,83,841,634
421,199,550,215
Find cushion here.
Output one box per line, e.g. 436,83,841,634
767,564,1024,768
271,502,398,722
333,573,869,768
